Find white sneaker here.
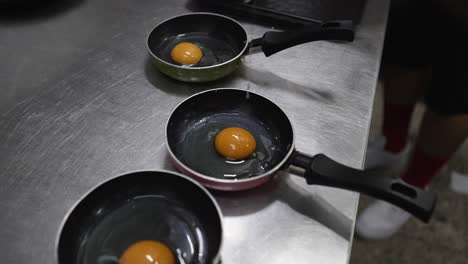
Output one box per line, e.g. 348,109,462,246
450,171,468,195
355,200,411,240
364,136,411,170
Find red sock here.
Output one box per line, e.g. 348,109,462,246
401,146,449,188
383,102,414,153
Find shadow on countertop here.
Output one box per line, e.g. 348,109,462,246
143,57,242,97
144,57,335,104
163,150,351,239
0,0,84,24
239,63,335,103
214,172,352,240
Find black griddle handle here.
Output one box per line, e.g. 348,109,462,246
290,152,436,223
250,20,355,57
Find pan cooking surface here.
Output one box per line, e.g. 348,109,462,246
175,111,285,180
156,32,239,67
77,195,208,264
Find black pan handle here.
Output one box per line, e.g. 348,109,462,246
291,152,436,222
249,20,355,57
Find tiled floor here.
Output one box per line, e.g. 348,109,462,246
350,85,468,264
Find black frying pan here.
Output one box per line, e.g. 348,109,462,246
147,12,354,82
57,171,223,264
166,88,436,222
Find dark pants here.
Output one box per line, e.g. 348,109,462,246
383,0,468,115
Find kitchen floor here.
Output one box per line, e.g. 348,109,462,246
350,85,468,264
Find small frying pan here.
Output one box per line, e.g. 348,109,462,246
166,88,436,222
147,12,354,82
57,171,223,264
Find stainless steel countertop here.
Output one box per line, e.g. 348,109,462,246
0,0,389,263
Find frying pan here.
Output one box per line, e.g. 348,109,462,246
147,12,354,82
57,171,223,264
166,88,436,222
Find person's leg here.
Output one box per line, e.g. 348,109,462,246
357,111,468,239
400,0,468,187
357,4,468,239
379,0,431,149
363,0,433,169
381,64,426,153
357,66,427,238
364,65,427,169
401,110,468,187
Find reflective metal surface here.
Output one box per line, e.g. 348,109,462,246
0,0,389,263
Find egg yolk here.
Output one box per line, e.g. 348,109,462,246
215,127,256,160
120,240,175,264
170,42,203,65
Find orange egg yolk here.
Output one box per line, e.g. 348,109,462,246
215,127,256,160
170,42,203,65
119,240,175,264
